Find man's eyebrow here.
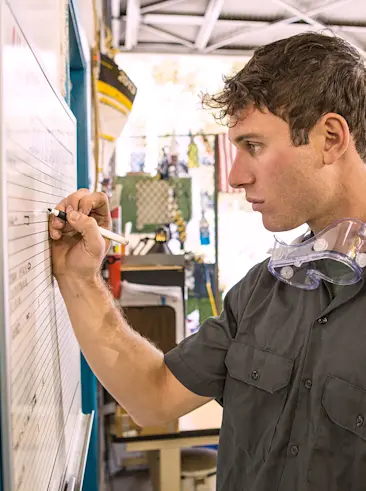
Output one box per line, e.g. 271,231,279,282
230,133,264,145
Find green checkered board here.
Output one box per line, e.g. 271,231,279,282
135,180,175,230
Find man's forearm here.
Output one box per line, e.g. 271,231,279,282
57,274,167,426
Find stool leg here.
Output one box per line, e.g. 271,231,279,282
159,448,180,491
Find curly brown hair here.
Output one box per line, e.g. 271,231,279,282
203,32,366,160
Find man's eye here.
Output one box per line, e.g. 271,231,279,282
246,142,261,155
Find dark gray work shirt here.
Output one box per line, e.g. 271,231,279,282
164,259,366,491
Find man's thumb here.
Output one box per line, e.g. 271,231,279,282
67,209,103,254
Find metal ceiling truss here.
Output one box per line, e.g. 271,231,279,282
111,0,366,56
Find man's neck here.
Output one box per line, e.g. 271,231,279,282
309,178,366,234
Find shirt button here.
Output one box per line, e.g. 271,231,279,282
317,317,328,325
251,370,260,380
305,379,312,390
290,445,299,456
356,415,364,427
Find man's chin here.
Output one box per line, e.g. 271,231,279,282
261,214,303,233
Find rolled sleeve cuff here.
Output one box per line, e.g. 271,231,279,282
164,347,223,398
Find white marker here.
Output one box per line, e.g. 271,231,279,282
48,208,129,245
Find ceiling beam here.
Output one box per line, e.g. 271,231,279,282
195,0,225,50
125,0,141,50
140,0,187,15
272,0,366,57
131,13,366,34
118,42,253,57
271,0,345,27
204,0,353,52
140,14,205,25
139,24,195,48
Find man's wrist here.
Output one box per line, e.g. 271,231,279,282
56,271,105,293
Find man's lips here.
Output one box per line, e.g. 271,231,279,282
246,197,264,204
246,197,265,211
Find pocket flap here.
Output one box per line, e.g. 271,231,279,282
322,376,366,440
225,342,294,394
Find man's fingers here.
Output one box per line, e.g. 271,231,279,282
50,188,91,235
79,192,111,228
50,190,111,238
53,190,108,217
79,192,109,215
52,218,65,229
65,188,91,212
79,191,108,213
50,229,62,240
66,209,105,257
53,188,90,216
49,215,66,236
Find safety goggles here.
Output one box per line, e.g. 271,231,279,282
268,219,366,290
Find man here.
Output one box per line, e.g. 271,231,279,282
49,32,366,491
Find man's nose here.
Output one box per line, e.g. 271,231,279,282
228,155,255,190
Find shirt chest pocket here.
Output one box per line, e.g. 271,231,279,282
224,342,294,460
308,375,366,491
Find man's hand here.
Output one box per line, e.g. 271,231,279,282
50,190,210,426
49,188,112,282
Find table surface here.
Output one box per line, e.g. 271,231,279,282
121,264,184,271
113,400,223,443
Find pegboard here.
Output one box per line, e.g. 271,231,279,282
116,174,192,234
135,180,174,230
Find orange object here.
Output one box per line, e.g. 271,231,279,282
106,254,121,299
106,207,122,299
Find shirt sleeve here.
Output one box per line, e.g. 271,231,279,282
164,262,266,400
164,280,240,399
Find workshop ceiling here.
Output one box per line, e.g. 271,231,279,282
109,0,366,56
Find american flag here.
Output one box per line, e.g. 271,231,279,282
217,133,245,193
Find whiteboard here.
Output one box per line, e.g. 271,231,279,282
0,3,91,490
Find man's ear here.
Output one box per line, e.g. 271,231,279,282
318,113,350,165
